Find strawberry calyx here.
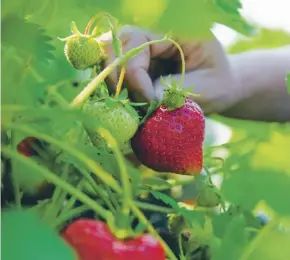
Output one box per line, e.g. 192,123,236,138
160,75,200,111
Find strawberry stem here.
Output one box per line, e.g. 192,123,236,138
178,233,186,260
3,122,122,194
60,178,87,214
115,66,126,99
167,38,186,88
70,37,169,108
134,201,175,214
84,12,115,35
52,204,90,229
97,128,132,230
43,163,70,221
10,130,22,210
131,203,178,260
3,147,112,222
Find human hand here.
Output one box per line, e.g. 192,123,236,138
98,25,237,114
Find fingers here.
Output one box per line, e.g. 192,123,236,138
125,66,156,102
97,26,173,100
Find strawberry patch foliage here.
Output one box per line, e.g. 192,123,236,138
1,1,290,260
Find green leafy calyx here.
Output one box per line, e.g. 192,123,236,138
160,75,199,111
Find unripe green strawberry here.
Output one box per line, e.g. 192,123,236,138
196,183,221,208
64,36,104,70
59,22,106,70
83,99,139,147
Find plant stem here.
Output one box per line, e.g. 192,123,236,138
3,147,111,221
10,130,22,210
53,204,90,229
134,201,175,214
103,184,120,211
167,38,185,87
70,37,169,108
114,67,126,99
44,163,70,221
98,128,132,214
178,234,185,260
61,179,86,214
78,167,116,213
85,12,114,35
131,203,178,260
3,123,122,193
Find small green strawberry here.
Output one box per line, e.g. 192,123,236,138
83,98,140,148
131,77,204,175
59,22,106,70
196,183,221,208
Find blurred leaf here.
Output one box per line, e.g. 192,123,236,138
251,131,290,174
247,228,290,260
1,57,46,107
212,212,234,238
2,210,75,260
228,29,290,53
2,15,55,64
212,207,262,239
212,214,248,260
222,167,290,215
93,0,254,39
215,0,241,14
213,0,257,36
13,156,50,195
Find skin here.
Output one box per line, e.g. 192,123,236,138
98,25,290,122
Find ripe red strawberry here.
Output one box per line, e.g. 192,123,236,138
131,79,205,175
16,137,40,157
61,219,165,260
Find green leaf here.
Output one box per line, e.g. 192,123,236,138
212,206,262,239
2,210,75,260
2,15,55,65
150,190,205,228
119,88,129,100
247,227,290,260
139,100,159,125
222,168,290,215
1,49,46,107
12,156,52,195
228,29,290,54
93,0,254,39
216,0,241,14
212,214,248,260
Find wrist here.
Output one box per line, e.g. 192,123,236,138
228,46,290,100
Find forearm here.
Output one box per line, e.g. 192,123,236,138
222,45,290,122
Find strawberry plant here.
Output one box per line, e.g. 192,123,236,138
2,1,290,260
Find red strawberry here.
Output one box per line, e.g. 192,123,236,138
16,137,40,157
61,219,165,260
131,79,205,175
